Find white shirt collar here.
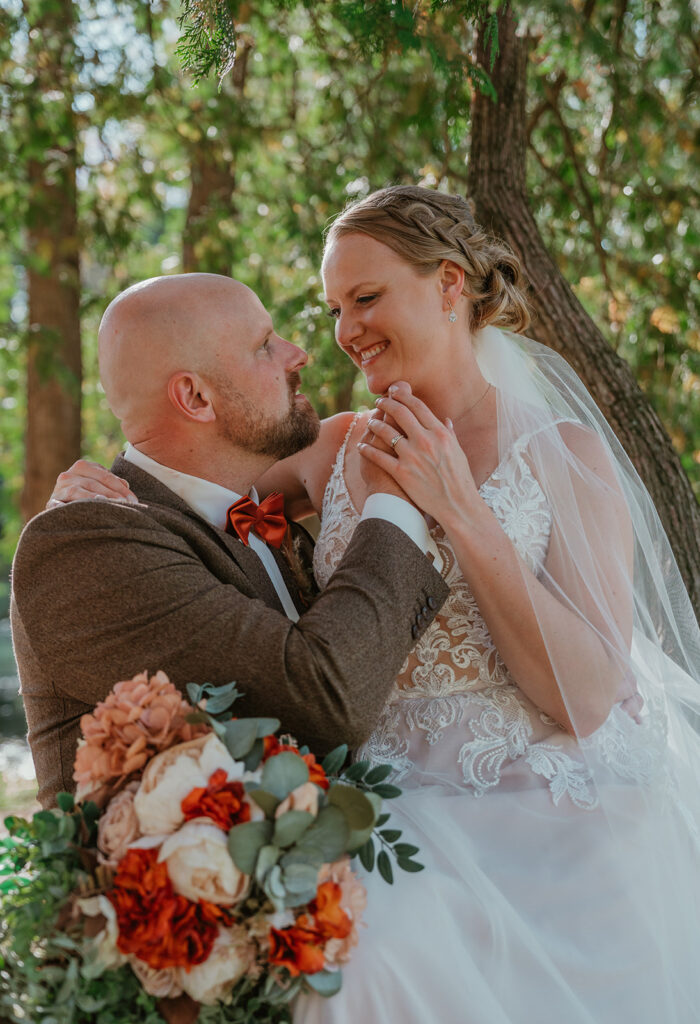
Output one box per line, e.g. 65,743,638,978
123,444,257,530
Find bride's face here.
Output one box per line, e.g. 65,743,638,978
321,232,449,395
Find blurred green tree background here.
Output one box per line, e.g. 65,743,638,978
1,0,698,571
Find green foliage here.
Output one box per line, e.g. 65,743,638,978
0,0,697,570
0,805,166,1024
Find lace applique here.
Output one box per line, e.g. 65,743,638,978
313,414,360,592
457,686,534,797
524,743,597,809
404,695,466,746
354,703,412,782
581,700,667,786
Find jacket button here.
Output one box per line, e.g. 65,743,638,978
427,596,437,610
421,604,429,617
411,624,419,639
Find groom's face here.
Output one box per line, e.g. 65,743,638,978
207,291,320,460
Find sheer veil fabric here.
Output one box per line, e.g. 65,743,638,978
295,327,700,1023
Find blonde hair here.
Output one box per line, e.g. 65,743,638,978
325,185,530,333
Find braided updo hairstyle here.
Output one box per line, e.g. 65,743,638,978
325,185,530,333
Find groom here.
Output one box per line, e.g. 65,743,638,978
11,273,449,807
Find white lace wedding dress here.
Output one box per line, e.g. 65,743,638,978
294,415,700,1024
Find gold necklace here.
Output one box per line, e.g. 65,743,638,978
456,382,492,422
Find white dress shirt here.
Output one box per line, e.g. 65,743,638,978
124,445,441,622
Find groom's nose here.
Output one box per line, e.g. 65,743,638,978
281,338,308,371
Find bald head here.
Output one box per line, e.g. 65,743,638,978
98,273,266,437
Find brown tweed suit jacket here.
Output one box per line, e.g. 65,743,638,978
11,455,449,807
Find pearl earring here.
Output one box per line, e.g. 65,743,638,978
447,299,457,323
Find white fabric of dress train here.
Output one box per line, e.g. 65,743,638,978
294,328,700,1024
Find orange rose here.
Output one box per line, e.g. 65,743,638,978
310,881,352,942
315,858,366,966
182,768,251,831
268,924,325,977
108,847,233,970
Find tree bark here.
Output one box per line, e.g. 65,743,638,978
21,0,81,522
467,5,700,612
182,36,250,275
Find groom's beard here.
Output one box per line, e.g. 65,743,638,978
215,372,320,460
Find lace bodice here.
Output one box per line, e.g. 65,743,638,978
313,415,665,809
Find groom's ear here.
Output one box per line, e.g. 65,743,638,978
167,371,216,424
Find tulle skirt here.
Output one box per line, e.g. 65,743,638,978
294,772,700,1024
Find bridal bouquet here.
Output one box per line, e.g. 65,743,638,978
0,672,421,1024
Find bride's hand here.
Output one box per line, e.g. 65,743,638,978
359,382,480,527
49,459,138,507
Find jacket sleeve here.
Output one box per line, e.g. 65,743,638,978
11,502,449,752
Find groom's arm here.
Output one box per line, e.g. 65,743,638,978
12,501,448,754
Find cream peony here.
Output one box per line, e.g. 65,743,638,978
78,895,126,971
158,820,250,905
275,781,319,819
97,782,141,868
133,733,241,835
129,958,184,999
180,926,254,1005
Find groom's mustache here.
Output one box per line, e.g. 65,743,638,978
287,371,302,402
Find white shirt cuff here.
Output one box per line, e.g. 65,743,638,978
360,493,444,575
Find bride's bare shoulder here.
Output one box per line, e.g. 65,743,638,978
257,412,357,517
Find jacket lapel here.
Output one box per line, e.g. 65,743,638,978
111,455,287,613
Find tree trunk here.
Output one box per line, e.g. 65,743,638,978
467,5,700,612
182,147,238,275
21,0,81,522
182,37,250,275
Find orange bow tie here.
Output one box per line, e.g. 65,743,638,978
225,492,288,548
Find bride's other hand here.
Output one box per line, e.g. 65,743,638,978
359,382,478,525
49,460,138,507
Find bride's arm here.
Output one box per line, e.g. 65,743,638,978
48,413,356,522
254,412,355,519
362,387,634,737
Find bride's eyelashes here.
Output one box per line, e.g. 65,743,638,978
326,294,380,320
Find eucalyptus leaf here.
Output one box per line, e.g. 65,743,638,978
224,718,259,760
293,805,349,862
304,968,343,997
228,820,273,874
55,792,74,813
255,843,281,885
273,810,314,848
249,788,281,817
262,751,309,799
244,737,265,772
328,784,376,831
282,861,319,894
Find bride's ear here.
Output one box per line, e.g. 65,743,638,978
438,259,465,311
167,372,216,424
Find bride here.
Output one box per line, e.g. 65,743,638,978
52,186,700,1021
